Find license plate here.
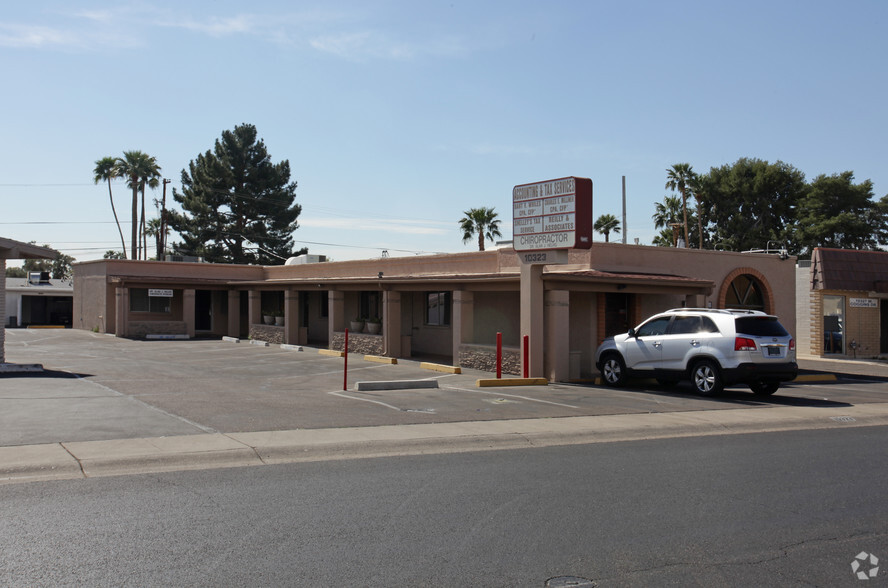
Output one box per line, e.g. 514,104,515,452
767,346,781,356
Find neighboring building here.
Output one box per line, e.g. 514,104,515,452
798,247,888,358
73,244,797,382
1,237,56,367
4,275,73,328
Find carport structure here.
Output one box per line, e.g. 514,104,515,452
0,237,56,369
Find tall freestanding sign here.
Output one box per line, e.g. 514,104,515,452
512,176,593,381
513,176,594,251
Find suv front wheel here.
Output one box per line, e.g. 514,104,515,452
691,360,723,396
600,353,627,387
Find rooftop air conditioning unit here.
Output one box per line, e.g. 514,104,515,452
164,255,205,263
285,254,327,265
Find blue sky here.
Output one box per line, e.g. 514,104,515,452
2,0,887,264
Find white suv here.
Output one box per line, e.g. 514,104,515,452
595,308,797,396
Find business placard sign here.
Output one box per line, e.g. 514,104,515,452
512,176,593,251
850,297,878,308
148,289,174,298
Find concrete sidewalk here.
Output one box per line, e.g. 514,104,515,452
4,402,888,485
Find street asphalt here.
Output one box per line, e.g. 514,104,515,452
2,328,887,484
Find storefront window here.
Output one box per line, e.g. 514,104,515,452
823,295,844,354
426,292,451,326
129,288,172,313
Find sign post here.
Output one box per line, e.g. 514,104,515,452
512,176,592,380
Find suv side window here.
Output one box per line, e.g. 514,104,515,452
700,316,720,333
668,316,701,334
635,317,671,337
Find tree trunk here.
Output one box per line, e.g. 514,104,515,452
140,185,146,260
108,181,127,258
478,230,485,251
131,183,139,260
697,201,703,249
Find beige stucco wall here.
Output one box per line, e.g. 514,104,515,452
473,291,520,347
574,243,797,335
71,245,799,377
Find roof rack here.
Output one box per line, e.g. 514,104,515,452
664,308,768,316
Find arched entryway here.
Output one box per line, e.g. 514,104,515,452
718,268,774,313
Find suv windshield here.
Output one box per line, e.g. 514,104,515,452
735,316,789,337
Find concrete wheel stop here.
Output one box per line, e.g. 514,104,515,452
354,379,439,391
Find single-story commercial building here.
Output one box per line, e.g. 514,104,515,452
73,243,797,381
4,275,73,328
797,247,888,358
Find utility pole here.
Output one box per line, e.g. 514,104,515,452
160,179,170,261
621,175,627,244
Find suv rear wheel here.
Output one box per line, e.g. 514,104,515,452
749,381,780,396
692,360,723,396
600,353,627,387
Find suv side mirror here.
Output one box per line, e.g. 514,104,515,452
628,327,636,338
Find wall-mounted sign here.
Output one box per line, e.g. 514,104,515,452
512,176,593,251
849,297,877,308
148,289,174,298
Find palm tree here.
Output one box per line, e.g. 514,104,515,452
459,207,502,251
116,151,161,260
665,163,695,247
652,195,684,247
93,156,128,259
145,217,170,260
688,173,705,249
594,214,621,243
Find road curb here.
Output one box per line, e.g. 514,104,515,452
7,403,887,485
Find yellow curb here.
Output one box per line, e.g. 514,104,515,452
318,349,345,358
364,355,397,365
421,362,462,374
794,374,837,382
477,378,548,387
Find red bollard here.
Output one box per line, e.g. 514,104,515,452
523,335,529,378
343,328,349,391
496,332,502,379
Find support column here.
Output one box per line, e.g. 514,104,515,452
544,289,570,382
183,289,196,338
0,259,5,362
115,286,129,338
285,290,301,345
452,290,474,366
227,290,240,338
329,290,345,345
248,290,261,329
520,264,544,378
382,290,401,357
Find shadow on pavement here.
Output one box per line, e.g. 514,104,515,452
612,380,854,409
0,369,92,380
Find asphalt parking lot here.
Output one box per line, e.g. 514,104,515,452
2,328,886,447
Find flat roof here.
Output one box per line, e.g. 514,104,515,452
0,237,56,260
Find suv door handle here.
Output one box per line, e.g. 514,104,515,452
690,339,700,346
653,341,662,348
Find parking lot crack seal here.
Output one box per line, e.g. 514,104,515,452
59,442,87,478
222,434,267,465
